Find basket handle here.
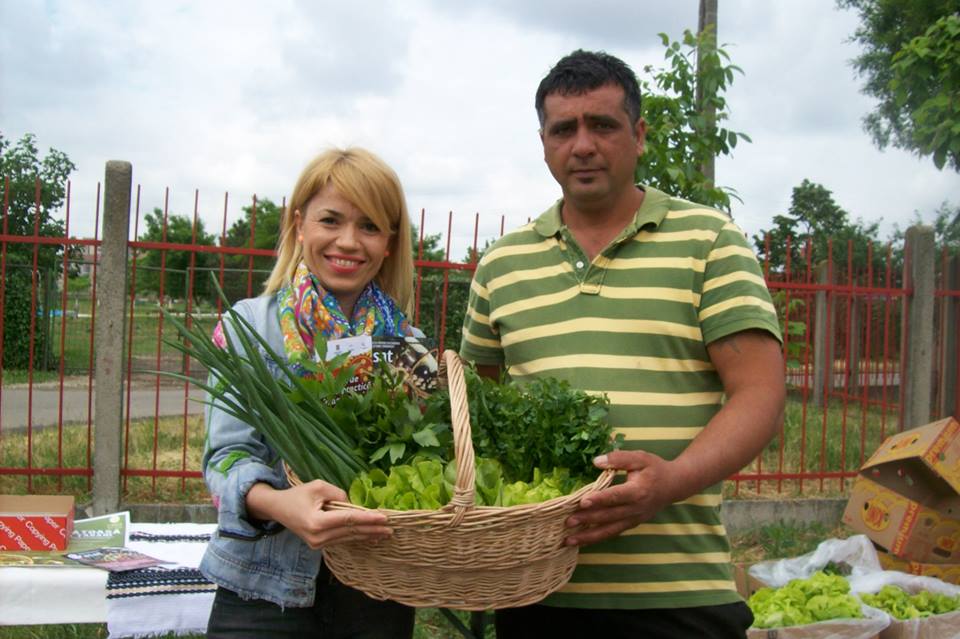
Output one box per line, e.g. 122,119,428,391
441,349,475,524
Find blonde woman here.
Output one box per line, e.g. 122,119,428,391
202,147,420,639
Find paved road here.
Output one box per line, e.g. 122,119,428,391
0,383,206,430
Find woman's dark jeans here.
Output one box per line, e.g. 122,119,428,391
206,562,414,639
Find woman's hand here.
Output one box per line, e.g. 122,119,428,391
246,480,392,549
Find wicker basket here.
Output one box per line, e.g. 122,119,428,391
293,349,615,610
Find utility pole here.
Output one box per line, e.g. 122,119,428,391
697,0,718,188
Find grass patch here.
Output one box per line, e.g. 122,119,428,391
0,415,207,503
0,628,111,639
10,299,221,377
0,369,63,385
729,520,852,564
47,311,201,374
725,392,897,499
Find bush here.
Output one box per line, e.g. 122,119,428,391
2,269,48,370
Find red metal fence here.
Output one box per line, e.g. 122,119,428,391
1,178,958,502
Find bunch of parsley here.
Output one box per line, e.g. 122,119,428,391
327,364,452,471
461,368,619,483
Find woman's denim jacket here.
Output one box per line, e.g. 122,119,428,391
199,295,322,607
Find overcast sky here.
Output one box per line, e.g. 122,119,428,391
2,0,958,259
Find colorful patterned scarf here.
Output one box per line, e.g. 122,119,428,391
277,261,410,376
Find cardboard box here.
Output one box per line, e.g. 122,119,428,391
733,561,768,599
842,417,960,564
876,548,960,585
0,495,75,551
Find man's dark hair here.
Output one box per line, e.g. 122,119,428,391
535,49,642,128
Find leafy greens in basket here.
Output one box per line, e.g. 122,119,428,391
163,282,619,507
343,369,621,510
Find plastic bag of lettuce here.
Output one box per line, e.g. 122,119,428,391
860,584,960,619
852,573,960,639
746,571,890,638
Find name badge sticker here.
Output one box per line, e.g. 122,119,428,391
323,335,373,361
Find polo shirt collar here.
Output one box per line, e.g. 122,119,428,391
533,185,671,239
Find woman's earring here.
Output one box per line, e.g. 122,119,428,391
298,235,303,242
384,249,390,257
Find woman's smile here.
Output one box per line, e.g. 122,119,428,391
296,183,392,316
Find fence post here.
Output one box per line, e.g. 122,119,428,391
813,262,833,408
902,225,935,430
940,254,959,419
92,161,131,516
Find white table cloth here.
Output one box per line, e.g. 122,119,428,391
0,521,216,637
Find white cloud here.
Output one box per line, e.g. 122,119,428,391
2,0,957,259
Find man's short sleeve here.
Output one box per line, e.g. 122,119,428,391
698,221,782,346
459,260,505,366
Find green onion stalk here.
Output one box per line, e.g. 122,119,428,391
158,277,369,490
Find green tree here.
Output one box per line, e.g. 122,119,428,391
636,29,751,210
0,132,77,369
135,207,217,301
408,229,497,352
411,225,446,263
0,132,76,269
222,197,282,270
889,202,960,256
753,179,881,275
220,197,282,300
410,225,465,350
888,14,960,169
838,0,960,170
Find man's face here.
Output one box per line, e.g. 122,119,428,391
540,84,645,210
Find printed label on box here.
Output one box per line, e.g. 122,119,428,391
0,495,74,552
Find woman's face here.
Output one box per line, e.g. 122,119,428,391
295,183,392,316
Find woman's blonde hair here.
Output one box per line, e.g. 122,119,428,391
263,147,414,316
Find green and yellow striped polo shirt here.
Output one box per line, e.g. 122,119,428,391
459,186,781,610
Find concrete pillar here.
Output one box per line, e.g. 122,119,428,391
902,225,936,430
92,161,131,516
939,255,959,419
813,262,833,408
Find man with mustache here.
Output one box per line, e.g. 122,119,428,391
460,49,785,638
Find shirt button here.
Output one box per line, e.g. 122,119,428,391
575,261,584,269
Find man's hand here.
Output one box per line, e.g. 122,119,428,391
564,450,680,546
564,329,785,548
246,480,392,549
